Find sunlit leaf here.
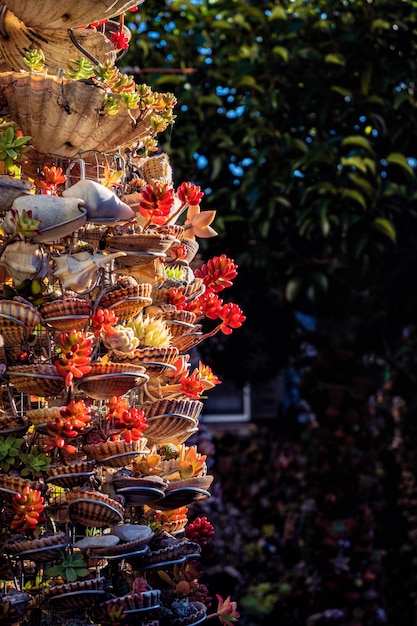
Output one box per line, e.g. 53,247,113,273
386,152,415,178
372,217,397,243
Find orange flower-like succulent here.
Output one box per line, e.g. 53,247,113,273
138,181,175,228
54,329,93,387
194,254,238,293
91,308,119,338
177,445,207,479
112,406,148,443
11,486,45,532
34,165,67,195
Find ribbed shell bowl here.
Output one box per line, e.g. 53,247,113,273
0,9,117,73
4,0,145,29
0,72,156,158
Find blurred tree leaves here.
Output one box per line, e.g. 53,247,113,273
123,0,417,384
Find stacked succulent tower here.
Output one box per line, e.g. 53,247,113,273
0,2,244,625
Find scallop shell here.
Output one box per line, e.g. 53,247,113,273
142,399,203,421
0,72,157,158
0,299,42,346
40,297,92,331
7,364,66,397
144,414,198,446
83,437,148,466
96,282,153,320
151,278,204,306
0,9,117,73
5,0,144,29
26,405,65,426
74,361,149,400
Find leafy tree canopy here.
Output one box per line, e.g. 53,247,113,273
124,0,417,384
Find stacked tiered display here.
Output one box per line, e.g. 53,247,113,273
0,2,244,625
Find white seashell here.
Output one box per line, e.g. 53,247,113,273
0,240,51,285
63,180,135,222
53,250,126,292
3,195,87,243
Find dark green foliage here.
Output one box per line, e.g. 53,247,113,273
124,0,417,383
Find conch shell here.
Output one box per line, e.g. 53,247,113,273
53,250,126,293
0,240,51,285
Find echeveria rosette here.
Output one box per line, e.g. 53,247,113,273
54,329,93,387
10,486,45,532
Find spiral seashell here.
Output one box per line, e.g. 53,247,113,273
0,8,117,73
0,72,156,158
4,0,144,29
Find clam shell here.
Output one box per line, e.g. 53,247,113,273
106,232,176,254
75,361,149,400
5,0,144,29
0,72,157,158
0,10,117,72
0,299,42,346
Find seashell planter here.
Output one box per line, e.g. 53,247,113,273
0,72,159,158
4,0,145,30
0,8,118,73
